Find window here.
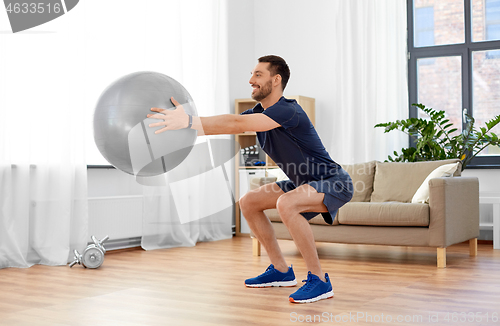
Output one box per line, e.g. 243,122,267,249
486,0,500,57
408,0,500,168
486,0,500,39
415,7,435,47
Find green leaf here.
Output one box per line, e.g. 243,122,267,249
377,103,498,164
485,115,500,130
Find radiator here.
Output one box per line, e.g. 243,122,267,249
88,195,143,249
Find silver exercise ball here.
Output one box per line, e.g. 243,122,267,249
93,72,198,177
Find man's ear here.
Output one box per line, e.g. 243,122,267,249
273,74,282,88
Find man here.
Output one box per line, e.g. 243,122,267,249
147,55,353,303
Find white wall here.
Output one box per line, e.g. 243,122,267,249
87,168,142,198
253,0,339,150
462,169,500,193
463,169,500,240
228,0,339,146
227,0,256,111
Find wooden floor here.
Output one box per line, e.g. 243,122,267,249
1,237,500,326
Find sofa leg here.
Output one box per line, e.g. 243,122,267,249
437,248,446,268
469,238,478,257
252,237,261,256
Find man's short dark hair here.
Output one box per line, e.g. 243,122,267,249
258,55,290,91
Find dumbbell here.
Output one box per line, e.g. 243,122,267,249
69,235,109,269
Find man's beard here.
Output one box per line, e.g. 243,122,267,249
251,80,272,102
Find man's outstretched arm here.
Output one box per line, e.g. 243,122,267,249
147,97,280,136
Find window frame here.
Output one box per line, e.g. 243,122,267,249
407,0,500,169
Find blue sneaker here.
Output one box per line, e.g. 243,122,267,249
245,264,297,288
289,272,334,303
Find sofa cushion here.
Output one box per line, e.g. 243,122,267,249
370,159,462,203
338,202,429,226
340,161,376,202
264,209,339,226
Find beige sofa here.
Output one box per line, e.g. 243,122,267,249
250,159,479,268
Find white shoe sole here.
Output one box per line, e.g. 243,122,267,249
289,290,334,303
245,280,297,288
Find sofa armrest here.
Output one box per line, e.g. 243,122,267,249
428,177,479,247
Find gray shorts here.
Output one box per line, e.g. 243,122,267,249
276,172,353,225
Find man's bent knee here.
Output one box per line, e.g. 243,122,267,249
240,192,262,216
239,193,251,216
276,194,298,221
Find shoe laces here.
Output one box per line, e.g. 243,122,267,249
299,272,321,292
261,264,276,276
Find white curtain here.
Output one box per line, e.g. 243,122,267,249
0,10,88,268
140,0,233,250
330,0,409,164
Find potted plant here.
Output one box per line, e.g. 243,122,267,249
375,103,500,170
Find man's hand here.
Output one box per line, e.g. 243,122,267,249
147,97,189,134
